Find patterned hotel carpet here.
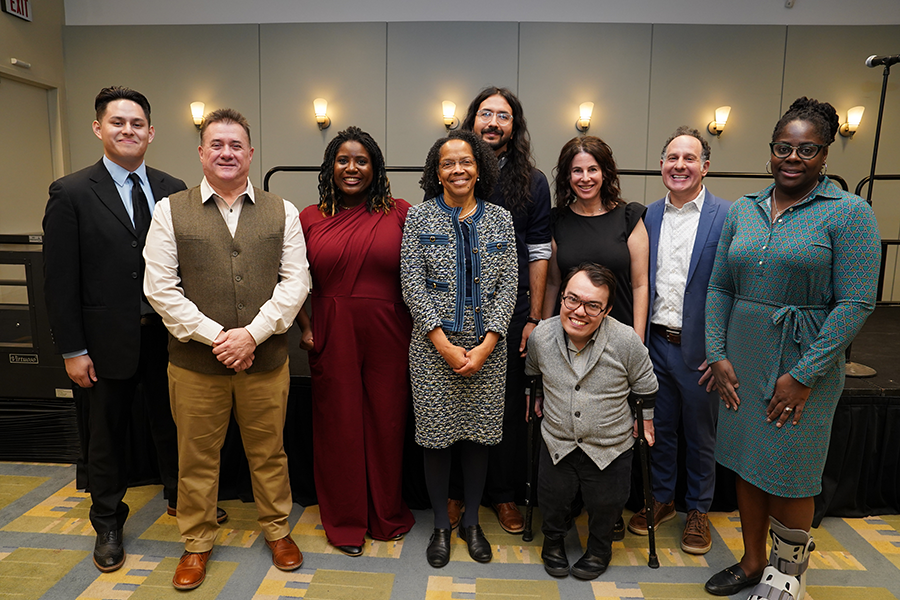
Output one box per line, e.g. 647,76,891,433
1,462,899,600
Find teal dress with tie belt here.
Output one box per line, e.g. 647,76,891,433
705,178,879,497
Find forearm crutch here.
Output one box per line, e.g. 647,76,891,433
630,391,659,568
522,375,542,542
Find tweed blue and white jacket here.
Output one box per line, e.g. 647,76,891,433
400,195,518,342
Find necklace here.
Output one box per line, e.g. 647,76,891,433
771,186,814,224
458,203,477,220
573,199,607,216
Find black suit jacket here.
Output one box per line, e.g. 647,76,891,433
43,159,187,380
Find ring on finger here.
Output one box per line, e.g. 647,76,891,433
783,407,793,413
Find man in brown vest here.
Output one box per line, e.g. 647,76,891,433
143,108,310,590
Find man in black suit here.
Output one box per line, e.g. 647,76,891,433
42,86,203,573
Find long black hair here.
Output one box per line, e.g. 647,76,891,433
461,87,536,214
317,126,393,216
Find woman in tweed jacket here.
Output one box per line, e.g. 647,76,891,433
400,131,517,568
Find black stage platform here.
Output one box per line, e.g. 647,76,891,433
52,306,900,521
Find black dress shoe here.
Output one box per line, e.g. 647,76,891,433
458,524,492,563
336,545,363,557
612,516,625,541
93,528,125,572
426,528,452,568
570,550,609,580
541,536,569,577
705,563,763,596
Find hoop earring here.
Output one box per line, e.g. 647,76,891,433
765,160,772,175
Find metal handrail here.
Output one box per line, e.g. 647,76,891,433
854,174,900,200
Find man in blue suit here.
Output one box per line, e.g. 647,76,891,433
626,127,729,555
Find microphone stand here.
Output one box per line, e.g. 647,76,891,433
846,59,892,378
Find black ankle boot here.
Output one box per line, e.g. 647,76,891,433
541,536,569,577
426,528,451,568
571,550,609,580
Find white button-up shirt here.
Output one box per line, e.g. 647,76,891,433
651,186,705,330
143,177,310,347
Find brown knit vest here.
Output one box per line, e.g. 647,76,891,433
167,185,288,375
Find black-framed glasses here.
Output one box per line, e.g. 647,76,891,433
476,109,513,124
561,294,606,317
769,142,826,160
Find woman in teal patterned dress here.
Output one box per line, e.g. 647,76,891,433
704,98,879,600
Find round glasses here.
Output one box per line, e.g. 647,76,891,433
476,109,513,124
561,294,606,317
769,142,826,160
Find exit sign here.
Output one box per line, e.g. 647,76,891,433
2,0,32,21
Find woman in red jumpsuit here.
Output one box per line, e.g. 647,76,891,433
298,126,415,556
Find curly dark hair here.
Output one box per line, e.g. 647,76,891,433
317,126,393,216
461,87,536,214
660,125,711,163
553,136,623,211
772,97,840,145
95,86,151,123
419,130,499,201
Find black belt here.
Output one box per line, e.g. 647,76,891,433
651,323,681,345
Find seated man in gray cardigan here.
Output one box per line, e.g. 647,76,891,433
526,262,658,580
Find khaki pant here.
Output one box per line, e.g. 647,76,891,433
168,360,292,552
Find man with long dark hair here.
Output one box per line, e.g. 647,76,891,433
450,86,552,534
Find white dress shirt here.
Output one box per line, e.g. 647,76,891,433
143,177,310,347
651,186,705,330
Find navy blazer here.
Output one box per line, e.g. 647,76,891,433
645,189,730,369
43,159,186,379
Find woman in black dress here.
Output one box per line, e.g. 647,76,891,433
543,136,649,340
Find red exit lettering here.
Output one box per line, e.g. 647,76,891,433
5,0,32,20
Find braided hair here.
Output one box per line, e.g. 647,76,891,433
317,126,393,216
772,97,840,145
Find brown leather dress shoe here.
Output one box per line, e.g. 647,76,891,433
447,499,464,530
492,502,525,534
167,505,228,524
627,499,676,535
266,534,303,571
172,550,211,590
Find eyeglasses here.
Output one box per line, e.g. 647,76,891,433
476,109,513,124
561,294,606,317
439,157,476,171
769,142,826,160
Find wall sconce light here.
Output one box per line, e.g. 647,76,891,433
707,106,731,137
576,102,594,133
442,101,459,130
190,102,205,129
313,98,331,130
839,106,865,137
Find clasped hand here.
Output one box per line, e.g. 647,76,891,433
213,327,257,372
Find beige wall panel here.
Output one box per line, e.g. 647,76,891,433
0,78,55,234
62,25,261,187
0,0,65,86
259,23,387,208
646,25,787,205
782,26,900,302
519,23,653,206
782,26,900,193
385,22,519,203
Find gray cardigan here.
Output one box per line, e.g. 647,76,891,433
525,315,658,470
